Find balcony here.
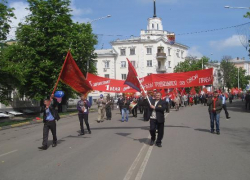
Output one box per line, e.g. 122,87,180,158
156,66,167,73
156,53,167,59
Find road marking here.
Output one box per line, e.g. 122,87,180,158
135,145,154,180
123,136,150,180
0,150,18,158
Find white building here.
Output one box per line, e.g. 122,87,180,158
94,0,188,81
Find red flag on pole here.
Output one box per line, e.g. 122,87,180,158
124,58,141,92
190,87,196,95
53,51,93,95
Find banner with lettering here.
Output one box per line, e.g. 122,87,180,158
87,73,136,93
141,68,213,90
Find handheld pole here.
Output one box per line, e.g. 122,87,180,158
136,76,152,106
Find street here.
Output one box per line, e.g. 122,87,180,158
0,100,250,180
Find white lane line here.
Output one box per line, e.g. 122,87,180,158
135,113,170,180
135,145,154,180
123,135,150,180
0,150,18,158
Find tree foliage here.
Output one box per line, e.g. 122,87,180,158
220,56,250,90
244,11,250,57
174,56,209,73
0,0,15,41
5,0,97,101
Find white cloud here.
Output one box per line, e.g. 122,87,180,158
209,35,245,50
187,46,203,58
70,5,92,16
7,1,30,40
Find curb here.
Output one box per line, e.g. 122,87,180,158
0,112,81,131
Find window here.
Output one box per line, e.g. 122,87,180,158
104,61,110,68
168,61,171,68
176,51,180,58
158,61,161,69
181,51,184,58
147,60,152,67
157,24,159,30
121,74,127,80
94,61,97,67
121,61,126,68
104,74,110,78
147,48,152,54
147,73,151,76
131,61,136,67
168,48,171,56
130,48,135,55
120,49,126,56
152,24,154,29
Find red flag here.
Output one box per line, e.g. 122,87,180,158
59,51,93,94
124,58,141,92
203,88,208,94
190,87,196,95
160,89,166,99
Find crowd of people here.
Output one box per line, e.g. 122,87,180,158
38,90,250,150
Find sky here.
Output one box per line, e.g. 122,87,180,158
7,0,250,61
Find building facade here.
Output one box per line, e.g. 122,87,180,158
94,1,188,81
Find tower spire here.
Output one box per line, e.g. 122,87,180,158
153,0,157,17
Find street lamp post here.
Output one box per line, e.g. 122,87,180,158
87,15,111,72
225,6,250,9
238,67,240,89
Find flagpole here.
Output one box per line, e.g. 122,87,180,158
52,50,71,94
136,76,152,106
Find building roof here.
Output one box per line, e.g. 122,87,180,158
94,49,117,56
110,36,189,49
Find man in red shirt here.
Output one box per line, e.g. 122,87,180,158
207,91,223,135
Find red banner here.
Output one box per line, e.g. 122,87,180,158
87,73,136,93
141,68,213,90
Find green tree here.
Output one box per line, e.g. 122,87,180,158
0,0,15,41
6,0,97,102
220,56,236,90
174,56,209,72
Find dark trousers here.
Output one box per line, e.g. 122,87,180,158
42,120,57,146
165,102,170,113
138,105,143,114
143,107,150,121
119,106,122,114
78,114,90,133
246,101,250,110
132,105,137,117
149,119,164,145
222,104,229,118
106,106,112,120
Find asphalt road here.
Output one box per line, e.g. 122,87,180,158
0,100,250,180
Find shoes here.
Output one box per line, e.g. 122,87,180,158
78,132,85,136
97,121,100,123
38,146,47,150
88,131,91,134
52,143,57,147
156,144,162,147
211,130,215,134
226,117,231,119
217,132,220,135
150,140,155,146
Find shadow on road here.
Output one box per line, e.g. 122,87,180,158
194,128,210,133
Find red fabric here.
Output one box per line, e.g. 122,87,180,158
189,97,193,103
86,73,136,93
124,58,141,92
160,89,166,99
190,87,196,95
213,98,217,112
203,88,208,94
141,68,213,90
60,51,93,94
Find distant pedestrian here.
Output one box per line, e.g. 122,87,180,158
220,93,230,119
38,98,60,150
97,94,106,123
105,94,112,120
77,94,91,135
245,91,250,110
121,98,130,122
207,91,223,135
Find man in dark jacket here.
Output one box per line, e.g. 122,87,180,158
38,98,60,150
77,94,91,135
245,91,250,110
207,91,223,135
149,92,166,147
